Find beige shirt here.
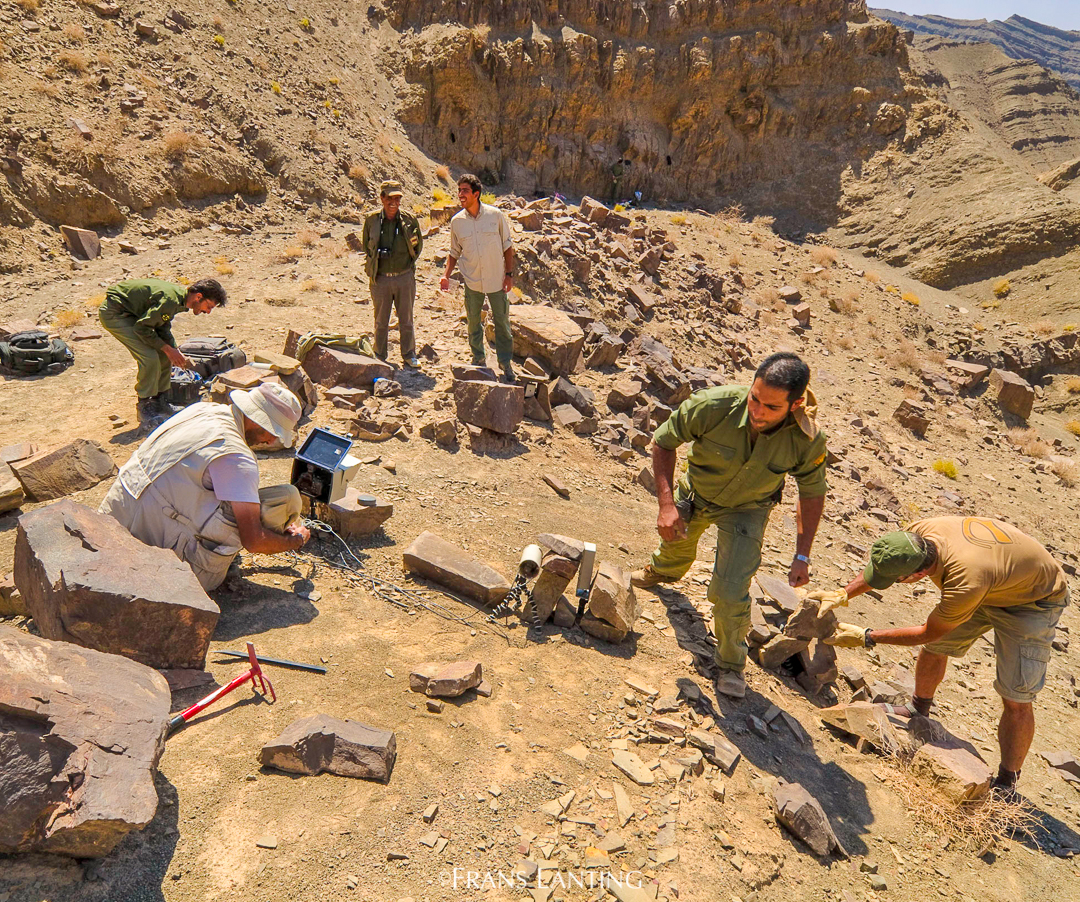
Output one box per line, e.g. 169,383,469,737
449,203,512,294
909,517,1068,626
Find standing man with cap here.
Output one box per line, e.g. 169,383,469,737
99,383,311,591
821,516,1070,798
362,180,424,367
630,352,829,699
440,173,517,383
99,277,227,429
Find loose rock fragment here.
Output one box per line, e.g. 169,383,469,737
402,531,510,606
259,714,397,783
773,781,846,857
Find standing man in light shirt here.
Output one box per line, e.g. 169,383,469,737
440,173,517,384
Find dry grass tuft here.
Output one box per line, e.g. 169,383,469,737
1009,428,1051,459
1066,419,1080,436
15,0,39,12
1051,459,1080,487
53,309,84,329
1065,376,1080,394
214,261,235,276
727,251,741,268
300,279,323,292
902,291,920,306
833,288,859,316
264,296,299,307
836,333,854,350
161,131,206,160
295,229,319,248
1033,319,1057,337
84,292,106,309
274,245,304,264
993,278,1011,299
347,162,369,182
717,203,744,223
894,338,921,372
810,246,837,267
432,186,452,206
62,23,87,43
435,164,450,181
886,763,1037,854
933,459,958,479
756,287,781,310
58,50,88,73
864,271,881,284
670,213,686,226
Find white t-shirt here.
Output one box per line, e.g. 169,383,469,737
204,453,260,503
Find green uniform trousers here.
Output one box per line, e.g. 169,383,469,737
649,480,772,672
463,286,513,366
99,305,171,398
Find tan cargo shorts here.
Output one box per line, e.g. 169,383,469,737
925,589,1070,703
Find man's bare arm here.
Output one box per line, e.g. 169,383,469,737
232,502,308,555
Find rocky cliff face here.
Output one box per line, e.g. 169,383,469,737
393,0,909,216
873,10,1080,89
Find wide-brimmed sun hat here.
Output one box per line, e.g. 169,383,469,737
230,383,301,448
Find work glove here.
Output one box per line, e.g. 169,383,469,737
825,622,869,648
806,588,849,617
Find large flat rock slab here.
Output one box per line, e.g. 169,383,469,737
402,530,510,607
15,500,220,669
0,627,170,857
452,379,524,434
282,330,393,387
9,439,116,501
259,714,396,782
507,304,585,376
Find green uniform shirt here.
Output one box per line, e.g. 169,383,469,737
102,279,188,350
362,209,423,281
653,385,828,510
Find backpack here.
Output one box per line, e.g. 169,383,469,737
0,330,74,375
167,367,203,407
177,336,246,379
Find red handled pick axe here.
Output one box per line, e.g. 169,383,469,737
168,642,276,733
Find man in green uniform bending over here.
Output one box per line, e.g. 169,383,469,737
632,352,828,699
99,278,227,429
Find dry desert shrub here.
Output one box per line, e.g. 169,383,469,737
62,23,87,43
15,0,39,12
717,203,744,224
927,349,947,366
670,213,686,226
810,246,837,267
1066,376,1080,394
727,250,741,268
836,333,854,350
1008,428,1051,459
1051,459,1079,487
902,291,920,306
161,131,206,160
864,271,881,284
295,229,319,248
274,245,304,264
432,186,452,206
932,459,958,479
435,164,450,181
264,296,299,307
348,162,369,182
53,309,84,328
84,292,106,309
894,338,921,372
58,50,88,73
993,278,1011,298
1033,319,1057,337
213,258,235,276
1067,420,1080,436
834,288,859,315
300,279,322,292
756,287,781,310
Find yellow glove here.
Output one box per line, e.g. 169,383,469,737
824,622,868,648
806,588,849,617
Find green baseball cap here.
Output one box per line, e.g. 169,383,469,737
864,531,926,589
379,179,404,197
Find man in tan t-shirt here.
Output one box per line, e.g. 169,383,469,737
817,516,1069,797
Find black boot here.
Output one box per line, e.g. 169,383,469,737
153,392,182,417
136,397,166,432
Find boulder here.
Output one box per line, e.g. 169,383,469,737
549,377,596,416
579,196,610,225
989,369,1034,419
911,741,992,803
945,359,990,391
531,555,577,623
0,460,24,514
585,562,639,638
792,302,811,327
14,500,220,669
60,224,100,260
258,714,396,783
424,661,483,698
0,627,170,857
586,335,625,368
402,531,510,606
779,286,802,303
607,378,644,413
453,379,524,434
312,489,393,538
505,305,584,376
282,331,393,387
893,399,931,436
773,781,846,857
10,439,116,501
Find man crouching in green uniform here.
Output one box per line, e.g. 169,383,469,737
632,353,828,699
99,278,226,429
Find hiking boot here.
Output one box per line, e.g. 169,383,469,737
500,362,517,384
403,355,420,368
136,397,166,433
630,565,675,589
153,393,182,417
715,669,747,699
988,779,1022,806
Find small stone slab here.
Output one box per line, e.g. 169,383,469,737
819,702,904,755
259,714,396,782
911,741,992,803
537,533,585,562
755,573,800,613
313,488,393,537
60,224,100,260
688,729,741,775
402,531,510,606
424,661,482,698
773,781,846,857
612,749,654,785
10,438,116,501
585,562,639,638
0,461,24,514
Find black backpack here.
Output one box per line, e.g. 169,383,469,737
167,367,204,406
177,336,246,379
0,330,74,375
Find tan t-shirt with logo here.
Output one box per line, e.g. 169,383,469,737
908,517,1068,626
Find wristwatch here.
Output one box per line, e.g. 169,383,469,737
864,628,877,648
793,554,810,564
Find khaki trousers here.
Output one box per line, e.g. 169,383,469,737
648,480,772,672
370,269,416,360
99,305,171,398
